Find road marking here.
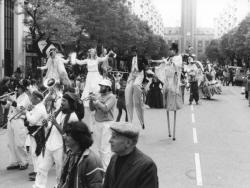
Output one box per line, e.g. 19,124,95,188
191,105,194,111
193,128,198,144
191,113,195,123
195,153,203,186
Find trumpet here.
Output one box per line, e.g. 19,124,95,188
0,92,16,99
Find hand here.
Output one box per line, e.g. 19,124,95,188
49,114,58,125
42,119,48,127
89,94,97,101
27,105,34,111
20,106,25,111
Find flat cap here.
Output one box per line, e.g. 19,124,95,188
110,122,139,139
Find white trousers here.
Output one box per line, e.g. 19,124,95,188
7,118,29,166
33,147,64,188
93,120,112,170
30,136,39,172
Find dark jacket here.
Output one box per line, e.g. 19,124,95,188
103,148,158,188
58,149,104,188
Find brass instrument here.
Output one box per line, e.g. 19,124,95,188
0,92,16,99
42,78,56,95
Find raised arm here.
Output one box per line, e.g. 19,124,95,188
97,51,114,63
75,58,88,65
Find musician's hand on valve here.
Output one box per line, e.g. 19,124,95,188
27,105,34,111
42,119,48,127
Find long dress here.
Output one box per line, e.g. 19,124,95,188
76,57,109,107
146,80,163,108
155,55,183,111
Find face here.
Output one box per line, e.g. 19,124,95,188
61,98,70,112
89,49,96,58
50,50,56,58
63,133,79,149
169,49,175,57
109,132,130,154
17,87,24,95
100,85,109,93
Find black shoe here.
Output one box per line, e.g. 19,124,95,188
29,174,36,181
29,172,36,176
196,101,199,105
19,163,29,170
142,124,145,129
6,164,20,170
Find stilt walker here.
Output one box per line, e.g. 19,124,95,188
151,43,183,140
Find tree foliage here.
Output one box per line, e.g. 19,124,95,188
206,15,250,67
68,0,168,58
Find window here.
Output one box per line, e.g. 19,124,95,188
4,0,14,76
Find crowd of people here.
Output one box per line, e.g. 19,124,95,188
0,41,227,188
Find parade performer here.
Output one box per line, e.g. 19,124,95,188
37,46,70,86
75,48,115,106
58,121,104,188
25,91,48,181
6,80,31,170
89,79,116,170
125,46,149,129
33,92,82,188
187,57,199,105
151,43,183,140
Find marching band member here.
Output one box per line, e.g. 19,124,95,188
151,43,183,140
33,92,83,188
6,81,31,170
89,79,116,170
124,46,148,129
25,91,48,181
37,48,70,86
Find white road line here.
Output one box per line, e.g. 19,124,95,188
195,153,203,186
191,113,195,123
191,105,194,111
193,128,198,144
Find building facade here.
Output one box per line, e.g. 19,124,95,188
0,0,25,79
213,0,250,38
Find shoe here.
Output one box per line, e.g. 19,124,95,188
29,174,36,181
196,102,199,105
189,102,192,105
29,172,36,176
19,163,29,170
6,164,20,170
142,124,145,130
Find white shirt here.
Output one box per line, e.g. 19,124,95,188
26,102,48,126
8,92,31,120
46,112,78,151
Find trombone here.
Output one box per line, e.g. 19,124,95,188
0,92,16,100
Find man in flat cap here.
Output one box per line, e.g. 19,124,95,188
25,91,48,181
125,46,149,129
103,122,158,188
89,78,116,170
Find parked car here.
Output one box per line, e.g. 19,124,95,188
230,66,246,86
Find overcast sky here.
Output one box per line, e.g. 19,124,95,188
152,0,246,28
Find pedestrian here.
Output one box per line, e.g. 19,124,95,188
6,80,31,170
116,79,128,122
58,121,104,188
33,92,82,188
89,78,116,170
103,122,159,188
146,75,163,108
125,46,149,129
187,56,199,105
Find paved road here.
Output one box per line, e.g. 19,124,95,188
0,86,250,188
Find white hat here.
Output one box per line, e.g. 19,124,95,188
99,79,112,88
